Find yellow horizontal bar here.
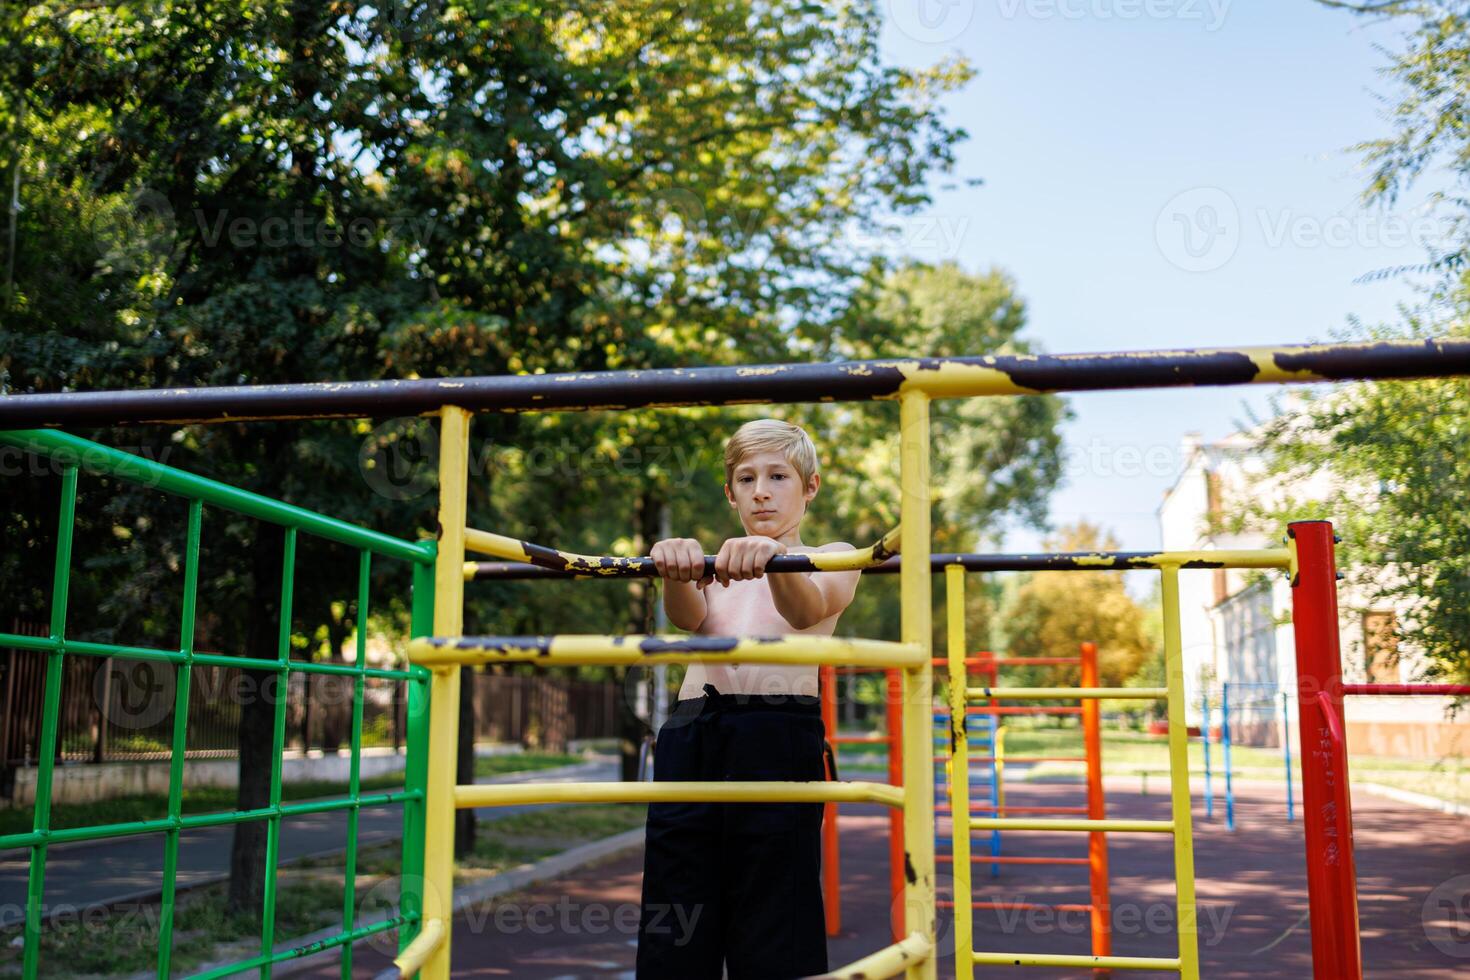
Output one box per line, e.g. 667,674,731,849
966,687,1167,700
972,951,1181,971
814,932,934,979
966,818,1174,833
454,780,906,809
411,634,927,668
392,917,445,978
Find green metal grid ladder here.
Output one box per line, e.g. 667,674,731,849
0,430,435,979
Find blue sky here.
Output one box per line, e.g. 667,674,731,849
877,1,1437,550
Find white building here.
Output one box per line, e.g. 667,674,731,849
1158,432,1468,757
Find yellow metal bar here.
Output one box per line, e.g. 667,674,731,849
455,780,905,809
421,406,470,980
813,932,934,979
898,390,937,980
972,951,1182,971
944,565,974,980
966,818,1174,833
1162,564,1202,980
410,634,925,668
966,687,1167,700
995,726,1006,816
392,918,445,979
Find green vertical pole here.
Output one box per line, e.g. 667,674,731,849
259,528,297,979
398,549,436,953
158,498,203,979
22,464,77,980
340,549,371,979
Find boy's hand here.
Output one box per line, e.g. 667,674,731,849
713,535,787,587
650,538,712,589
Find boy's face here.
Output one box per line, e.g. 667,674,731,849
725,450,819,538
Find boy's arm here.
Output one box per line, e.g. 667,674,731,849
766,542,860,630
651,537,711,632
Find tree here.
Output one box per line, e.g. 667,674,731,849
997,523,1156,688
1,0,974,913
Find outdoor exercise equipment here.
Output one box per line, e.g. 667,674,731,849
7,337,1470,979
1199,682,1296,830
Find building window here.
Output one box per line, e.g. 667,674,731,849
1362,611,1398,684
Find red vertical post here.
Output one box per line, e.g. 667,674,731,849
1288,521,1362,980
886,666,905,942
819,664,841,936
1080,641,1113,973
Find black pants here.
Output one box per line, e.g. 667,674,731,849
636,685,828,979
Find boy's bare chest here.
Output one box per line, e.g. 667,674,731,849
703,579,795,635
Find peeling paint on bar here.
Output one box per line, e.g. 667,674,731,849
6,338,1470,427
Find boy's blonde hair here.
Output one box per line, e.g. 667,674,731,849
724,419,819,487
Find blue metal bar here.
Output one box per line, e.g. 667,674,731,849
1222,683,1235,832
1281,690,1295,823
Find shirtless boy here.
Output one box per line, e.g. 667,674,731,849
635,419,861,980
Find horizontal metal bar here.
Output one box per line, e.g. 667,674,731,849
392,917,446,978
934,656,1080,666
183,914,410,980
935,804,1089,815
7,339,1470,426
0,790,421,850
465,525,899,578
972,951,1182,971
810,932,933,979
0,430,431,563
454,780,904,809
1342,683,1470,696
411,634,926,668
965,818,1175,833
967,686,1167,700
471,547,1291,579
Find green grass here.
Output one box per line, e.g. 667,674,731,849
0,752,587,838
838,724,1470,806
0,802,646,979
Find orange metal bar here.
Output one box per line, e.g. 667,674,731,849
1081,641,1114,973
935,755,1087,763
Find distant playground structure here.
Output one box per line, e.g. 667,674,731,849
4,339,1470,979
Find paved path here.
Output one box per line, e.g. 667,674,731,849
0,759,618,927
301,778,1470,978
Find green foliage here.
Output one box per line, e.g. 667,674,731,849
1229,323,1470,683
995,523,1157,688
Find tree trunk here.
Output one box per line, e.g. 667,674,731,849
454,664,476,857
227,523,286,917
617,490,661,781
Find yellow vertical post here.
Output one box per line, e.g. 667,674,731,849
422,405,471,980
1161,565,1201,980
898,390,937,979
945,564,974,980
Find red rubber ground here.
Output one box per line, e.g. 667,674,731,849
310,779,1470,977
